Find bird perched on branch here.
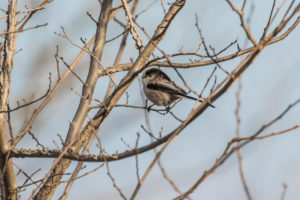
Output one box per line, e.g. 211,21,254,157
142,68,214,108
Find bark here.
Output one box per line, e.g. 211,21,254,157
33,1,113,199
0,0,18,200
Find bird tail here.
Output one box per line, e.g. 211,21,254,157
182,95,215,108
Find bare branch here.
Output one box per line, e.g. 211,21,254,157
97,25,297,77
97,137,127,200
235,80,252,200
13,164,41,191
280,183,288,200
0,0,19,199
13,36,96,147
58,56,85,85
35,1,114,198
226,0,257,45
9,123,300,162
0,1,53,19
0,74,52,114
0,23,48,36
130,7,300,196
173,96,300,199
104,0,139,100
121,0,143,51
58,135,96,200
54,27,117,87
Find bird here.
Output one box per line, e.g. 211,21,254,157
142,68,215,108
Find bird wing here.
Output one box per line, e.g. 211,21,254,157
147,81,216,107
147,81,188,97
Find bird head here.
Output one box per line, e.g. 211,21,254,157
142,68,170,84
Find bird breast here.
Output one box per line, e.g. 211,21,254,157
144,86,174,106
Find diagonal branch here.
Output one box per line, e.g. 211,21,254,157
130,44,264,200
97,15,299,77
33,1,114,199
0,74,51,114
121,0,143,51
173,98,300,199
226,0,257,45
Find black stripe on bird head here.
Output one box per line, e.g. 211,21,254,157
142,68,171,81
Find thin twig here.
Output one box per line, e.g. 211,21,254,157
160,0,167,14
6,104,14,143
28,131,46,150
226,0,257,45
139,78,192,199
55,27,117,87
134,133,141,183
104,0,139,100
14,164,41,190
55,45,61,80
235,79,252,200
195,15,229,75
96,137,127,200
199,66,217,97
29,139,78,198
58,56,85,85
280,183,288,200
173,97,300,199
58,134,97,200
0,1,52,19
0,74,52,114
9,123,300,162
0,23,48,36
121,0,143,51
60,164,104,184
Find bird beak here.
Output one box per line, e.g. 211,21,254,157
142,73,145,79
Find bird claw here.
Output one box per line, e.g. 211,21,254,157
146,100,154,112
166,106,170,112
147,105,152,112
162,106,170,115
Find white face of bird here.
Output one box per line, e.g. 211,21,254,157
142,69,158,85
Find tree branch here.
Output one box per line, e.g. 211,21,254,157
33,1,113,199
0,0,18,199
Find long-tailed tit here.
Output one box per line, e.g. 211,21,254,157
142,68,214,107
